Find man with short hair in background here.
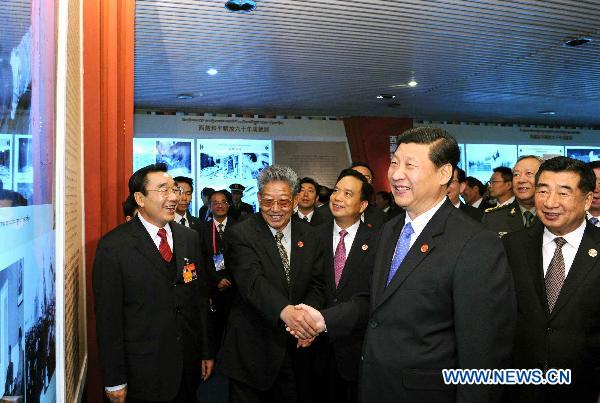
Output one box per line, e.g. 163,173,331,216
293,177,324,226
503,156,600,402
173,176,200,228
447,167,483,222
198,187,215,222
462,176,494,210
483,156,542,237
586,160,600,227
487,166,514,207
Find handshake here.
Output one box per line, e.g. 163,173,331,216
280,304,326,348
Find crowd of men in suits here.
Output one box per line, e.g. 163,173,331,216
93,126,600,403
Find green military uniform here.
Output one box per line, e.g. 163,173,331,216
481,199,536,237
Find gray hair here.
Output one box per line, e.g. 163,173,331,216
515,155,544,165
257,165,299,195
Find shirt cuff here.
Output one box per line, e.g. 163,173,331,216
105,384,126,392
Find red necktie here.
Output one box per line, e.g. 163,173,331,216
157,228,173,262
334,230,348,287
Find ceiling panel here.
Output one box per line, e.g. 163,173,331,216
134,0,600,125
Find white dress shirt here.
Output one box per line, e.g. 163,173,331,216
138,213,173,251
497,196,515,207
587,211,600,227
471,198,483,208
214,216,228,231
268,220,292,262
542,219,586,278
297,210,315,222
332,219,361,259
174,211,191,227
403,197,447,249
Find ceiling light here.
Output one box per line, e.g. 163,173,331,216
408,80,418,87
539,111,556,115
206,68,218,76
225,0,257,12
377,94,395,99
564,37,592,47
176,94,194,100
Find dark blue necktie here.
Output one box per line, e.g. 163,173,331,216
386,222,414,286
590,216,600,227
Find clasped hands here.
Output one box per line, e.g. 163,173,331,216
280,304,326,348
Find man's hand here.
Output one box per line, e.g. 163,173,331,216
217,278,231,291
280,305,319,339
201,359,214,381
297,336,315,348
106,386,127,403
285,304,326,339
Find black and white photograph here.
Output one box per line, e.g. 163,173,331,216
465,143,518,184
155,140,193,176
0,258,25,400
200,152,239,181
241,152,269,179
0,135,12,190
566,146,600,163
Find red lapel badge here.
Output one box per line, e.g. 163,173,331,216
361,244,369,251
420,244,429,253
367,223,373,228
297,241,304,248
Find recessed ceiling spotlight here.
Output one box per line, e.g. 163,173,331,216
564,37,592,47
206,68,218,76
377,94,396,99
408,80,418,87
225,0,257,12
539,111,556,115
177,94,194,100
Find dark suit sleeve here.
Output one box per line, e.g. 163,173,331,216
223,228,291,327
453,229,516,402
301,237,327,309
322,292,370,338
92,238,127,387
190,229,214,359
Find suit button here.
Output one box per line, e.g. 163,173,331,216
333,298,338,303
173,284,177,288
545,327,552,335
176,306,182,313
369,320,378,329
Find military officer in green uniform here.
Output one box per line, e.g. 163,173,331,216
482,156,542,237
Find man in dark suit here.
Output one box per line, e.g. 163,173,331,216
198,189,236,345
483,156,542,237
503,156,600,403
586,161,600,227
228,183,254,221
311,168,379,403
293,177,325,226
93,163,214,403
219,165,326,403
447,167,483,222
462,176,495,211
293,127,515,403
318,163,387,230
174,176,201,228
198,187,215,222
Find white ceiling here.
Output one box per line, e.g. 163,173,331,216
134,0,600,126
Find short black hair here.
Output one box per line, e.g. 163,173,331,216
201,187,215,197
122,194,138,218
395,127,460,170
535,156,596,194
336,168,373,202
376,191,393,204
587,160,600,170
456,167,466,183
129,163,168,195
492,166,513,182
299,177,320,193
173,176,193,192
318,186,331,204
349,162,374,179
465,176,485,197
209,189,231,204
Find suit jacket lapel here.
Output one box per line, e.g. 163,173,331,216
551,224,600,318
371,212,406,308
525,223,548,315
337,222,368,292
374,202,451,310
290,220,310,294
321,222,336,292
170,222,187,282
130,217,173,281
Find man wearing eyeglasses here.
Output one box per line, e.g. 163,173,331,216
93,163,214,403
219,165,326,403
483,156,542,237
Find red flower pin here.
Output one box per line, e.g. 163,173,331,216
420,244,429,253
297,241,304,248
367,223,373,228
